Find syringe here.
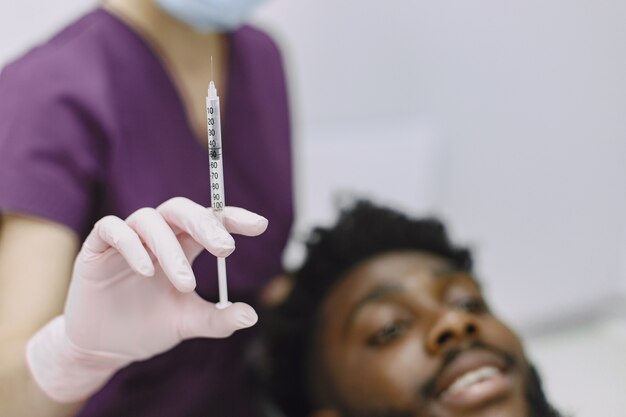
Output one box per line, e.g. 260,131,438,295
206,76,231,309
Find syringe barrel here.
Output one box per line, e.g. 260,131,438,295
207,88,230,308
206,95,225,211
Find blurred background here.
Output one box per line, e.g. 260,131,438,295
2,1,625,415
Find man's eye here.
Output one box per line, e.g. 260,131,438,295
455,298,487,314
367,321,409,346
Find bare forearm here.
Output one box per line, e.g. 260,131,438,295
0,214,81,416
0,337,83,417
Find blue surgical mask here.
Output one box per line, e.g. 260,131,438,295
155,0,267,32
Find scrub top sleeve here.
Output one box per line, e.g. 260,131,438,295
0,67,104,236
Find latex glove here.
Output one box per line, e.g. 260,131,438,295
26,197,268,403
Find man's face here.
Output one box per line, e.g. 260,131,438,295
311,250,531,417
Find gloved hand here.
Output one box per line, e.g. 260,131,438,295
26,197,268,403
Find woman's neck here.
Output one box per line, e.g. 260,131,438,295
102,0,224,73
102,0,228,141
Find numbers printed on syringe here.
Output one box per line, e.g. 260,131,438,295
207,105,224,210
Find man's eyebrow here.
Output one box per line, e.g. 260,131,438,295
343,284,404,332
434,267,480,286
341,266,470,333
432,264,461,278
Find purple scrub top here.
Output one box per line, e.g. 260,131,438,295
0,9,292,417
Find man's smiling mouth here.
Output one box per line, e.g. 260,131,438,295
432,347,515,410
443,365,502,394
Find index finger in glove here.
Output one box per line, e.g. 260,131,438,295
157,197,266,258
220,206,269,236
81,215,155,277
126,208,196,293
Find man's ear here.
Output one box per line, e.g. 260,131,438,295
309,409,342,417
259,273,293,307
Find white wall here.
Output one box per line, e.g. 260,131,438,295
253,0,626,328
527,317,626,417
407,0,626,329
281,119,442,268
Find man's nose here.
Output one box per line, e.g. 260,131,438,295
425,310,479,354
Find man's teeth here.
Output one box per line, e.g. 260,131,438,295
444,366,501,395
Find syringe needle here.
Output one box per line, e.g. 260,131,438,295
210,56,214,83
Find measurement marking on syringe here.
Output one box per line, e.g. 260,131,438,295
209,147,221,159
